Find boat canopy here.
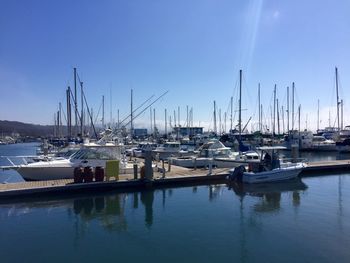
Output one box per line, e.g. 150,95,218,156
256,146,287,151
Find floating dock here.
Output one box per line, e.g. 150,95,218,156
1,160,350,201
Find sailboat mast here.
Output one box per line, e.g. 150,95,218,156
80,81,84,136
74,68,77,137
102,95,105,128
292,82,295,131
131,89,134,137
277,98,280,135
341,99,343,130
258,83,261,132
317,99,320,131
273,84,276,136
287,86,289,133
239,69,242,141
66,87,71,138
165,109,167,136
230,96,233,133
213,101,217,135
336,67,340,131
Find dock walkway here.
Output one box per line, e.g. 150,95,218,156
1,160,350,201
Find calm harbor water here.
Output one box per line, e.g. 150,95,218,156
0,143,350,262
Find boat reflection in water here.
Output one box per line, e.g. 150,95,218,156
72,190,155,232
227,178,308,213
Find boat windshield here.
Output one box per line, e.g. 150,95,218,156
70,147,121,160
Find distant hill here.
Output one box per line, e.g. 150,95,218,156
0,120,55,137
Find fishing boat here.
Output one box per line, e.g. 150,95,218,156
1,144,129,181
228,146,305,184
152,141,194,160
171,140,231,168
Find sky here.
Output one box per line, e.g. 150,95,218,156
0,0,350,133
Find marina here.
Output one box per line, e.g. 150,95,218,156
1,1,350,262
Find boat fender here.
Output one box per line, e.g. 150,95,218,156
228,165,246,182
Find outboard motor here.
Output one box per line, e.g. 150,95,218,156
228,165,246,182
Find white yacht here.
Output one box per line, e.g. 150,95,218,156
5,144,126,181
152,142,193,160
171,140,231,168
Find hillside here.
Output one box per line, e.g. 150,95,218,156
0,120,55,137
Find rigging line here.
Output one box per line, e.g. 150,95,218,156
80,81,98,139
119,94,155,126
69,89,82,121
123,91,169,127
93,102,103,126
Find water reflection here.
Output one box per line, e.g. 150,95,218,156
140,190,154,228
73,194,127,232
228,178,308,213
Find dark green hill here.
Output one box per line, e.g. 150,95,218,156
0,120,55,137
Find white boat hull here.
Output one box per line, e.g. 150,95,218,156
242,164,303,184
214,158,260,168
171,157,212,168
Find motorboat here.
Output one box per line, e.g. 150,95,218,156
152,141,194,160
228,146,305,184
310,136,336,151
283,130,313,150
171,140,231,168
133,142,158,158
171,140,260,169
214,151,260,168
228,177,308,196
2,144,128,181
336,138,350,152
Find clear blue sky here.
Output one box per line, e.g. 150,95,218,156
1,0,350,132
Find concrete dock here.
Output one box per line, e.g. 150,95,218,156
1,160,350,201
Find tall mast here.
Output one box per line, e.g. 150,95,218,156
213,100,217,134
130,89,134,137
102,95,105,128
292,82,295,131
273,84,276,136
224,112,227,133
287,86,289,132
59,103,62,138
80,81,84,136
239,69,242,141
117,109,120,129
261,104,263,132
341,99,344,130
258,83,261,132
165,109,167,136
219,108,222,135
110,86,112,127
153,108,156,137
277,98,280,135
298,105,301,146
336,67,340,130
317,99,320,131
74,67,78,137
282,105,285,134
150,107,153,135
66,87,71,138
186,105,189,136
230,96,233,133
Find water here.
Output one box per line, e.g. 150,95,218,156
0,144,350,262
0,177,349,262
